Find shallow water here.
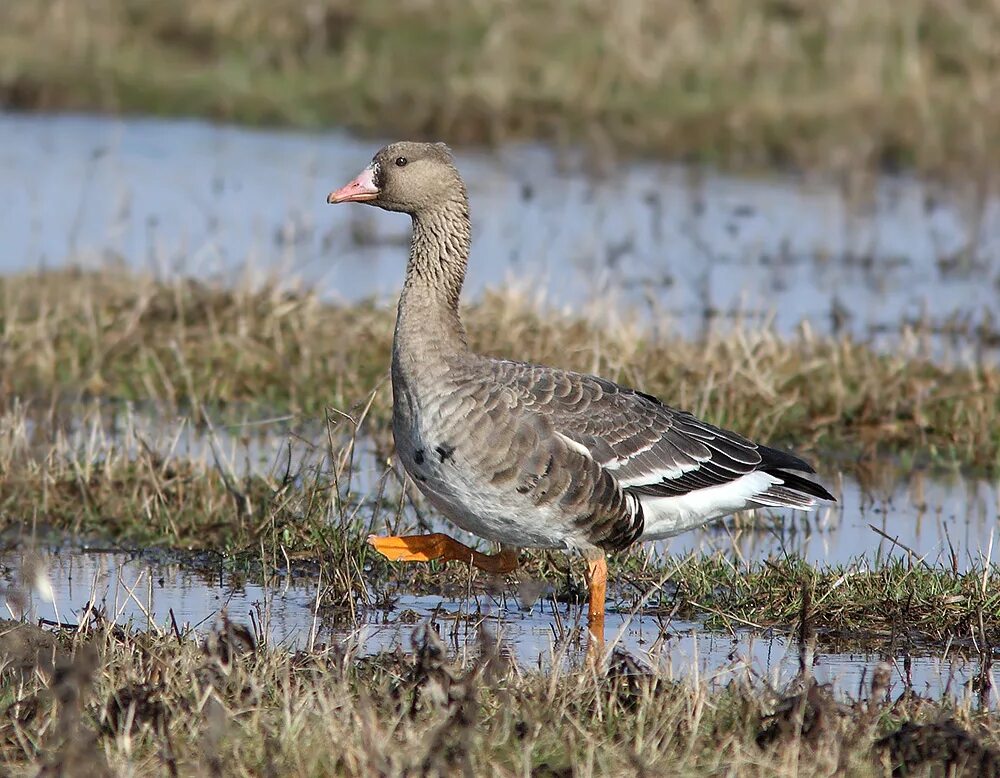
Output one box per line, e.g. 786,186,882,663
666,469,1000,572
2,546,994,704
3,112,999,358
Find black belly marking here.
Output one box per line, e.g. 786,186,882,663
414,448,425,465
436,443,454,463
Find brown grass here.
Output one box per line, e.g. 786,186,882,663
3,617,1000,776
1,0,998,175
2,267,998,471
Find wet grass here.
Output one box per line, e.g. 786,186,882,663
636,556,1000,655
4,395,1000,651
2,618,1000,776
3,266,1000,671
2,268,999,471
1,1,999,176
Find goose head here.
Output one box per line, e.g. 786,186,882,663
327,141,463,215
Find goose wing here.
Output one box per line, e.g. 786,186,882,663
471,358,832,506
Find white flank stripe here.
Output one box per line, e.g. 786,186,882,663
601,439,659,470
637,471,780,540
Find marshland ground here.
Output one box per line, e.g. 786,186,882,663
3,2,1000,775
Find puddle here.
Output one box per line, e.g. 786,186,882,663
665,470,1000,571
3,112,999,359
2,546,994,704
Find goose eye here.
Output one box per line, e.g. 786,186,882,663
395,156,407,167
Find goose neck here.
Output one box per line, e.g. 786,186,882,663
394,200,471,364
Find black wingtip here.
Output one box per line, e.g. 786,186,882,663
758,444,817,474
764,467,837,502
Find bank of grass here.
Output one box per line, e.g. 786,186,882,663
650,556,1000,654
2,1,999,175
3,617,1000,776
2,268,999,471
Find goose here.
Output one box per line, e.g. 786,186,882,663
327,142,834,638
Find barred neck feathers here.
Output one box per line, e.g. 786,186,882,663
405,195,470,311
395,194,472,362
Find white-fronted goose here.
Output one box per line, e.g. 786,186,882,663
327,142,834,637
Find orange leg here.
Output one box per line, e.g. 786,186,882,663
584,553,608,650
368,533,518,574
